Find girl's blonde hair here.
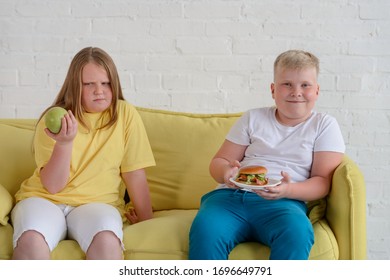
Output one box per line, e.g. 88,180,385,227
274,50,320,79
40,47,125,130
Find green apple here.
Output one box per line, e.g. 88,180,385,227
45,107,68,134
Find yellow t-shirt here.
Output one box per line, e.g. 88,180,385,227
15,101,155,213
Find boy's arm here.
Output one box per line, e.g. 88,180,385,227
259,151,344,201
122,169,153,222
209,140,247,186
289,151,344,201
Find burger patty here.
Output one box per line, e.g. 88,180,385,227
236,174,267,185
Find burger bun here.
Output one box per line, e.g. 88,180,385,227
239,165,267,175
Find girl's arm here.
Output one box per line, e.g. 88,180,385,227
122,168,153,223
40,111,78,194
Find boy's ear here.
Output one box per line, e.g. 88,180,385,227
271,83,275,98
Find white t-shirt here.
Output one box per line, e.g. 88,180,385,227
219,107,345,187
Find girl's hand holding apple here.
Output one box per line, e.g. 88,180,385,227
44,108,78,143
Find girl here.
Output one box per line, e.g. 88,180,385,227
11,47,155,259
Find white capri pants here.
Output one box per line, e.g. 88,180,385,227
11,197,124,253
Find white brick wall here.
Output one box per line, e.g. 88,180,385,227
0,0,389,259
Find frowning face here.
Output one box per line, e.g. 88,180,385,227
271,67,319,127
81,62,113,113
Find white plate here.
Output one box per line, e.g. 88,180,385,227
229,178,281,190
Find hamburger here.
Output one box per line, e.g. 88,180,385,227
235,165,268,186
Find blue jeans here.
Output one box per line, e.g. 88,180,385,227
189,188,314,260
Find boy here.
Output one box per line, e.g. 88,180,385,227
189,50,345,260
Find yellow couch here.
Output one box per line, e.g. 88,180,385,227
0,107,367,260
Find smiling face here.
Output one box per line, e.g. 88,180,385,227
81,62,113,113
271,66,319,126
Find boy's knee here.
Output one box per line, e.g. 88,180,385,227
282,219,314,246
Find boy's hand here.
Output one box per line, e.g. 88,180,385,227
225,160,241,188
254,171,292,200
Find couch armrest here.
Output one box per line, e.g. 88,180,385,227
0,183,14,226
326,156,367,259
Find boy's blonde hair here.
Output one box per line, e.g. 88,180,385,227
40,47,125,130
273,50,320,79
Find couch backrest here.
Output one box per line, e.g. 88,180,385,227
0,109,241,210
137,108,241,210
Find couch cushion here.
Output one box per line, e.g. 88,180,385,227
51,240,85,260
0,121,36,197
229,242,270,259
137,108,241,210
0,184,13,225
123,209,197,260
307,198,327,224
0,223,13,260
309,219,339,259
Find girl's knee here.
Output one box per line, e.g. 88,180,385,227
87,230,123,260
17,230,47,247
13,230,51,259
91,230,121,247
